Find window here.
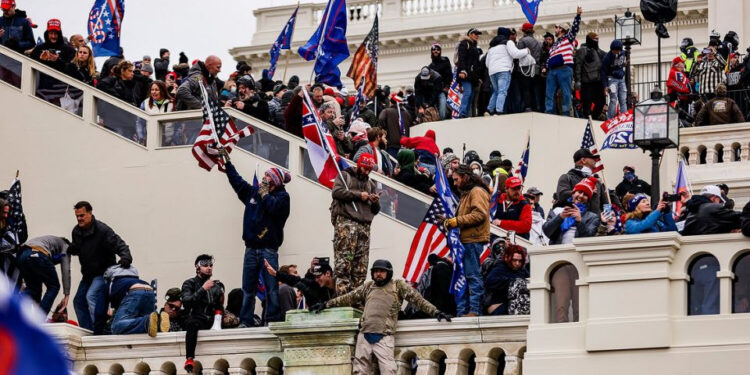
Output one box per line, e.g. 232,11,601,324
549,263,579,323
688,254,720,315
733,253,750,313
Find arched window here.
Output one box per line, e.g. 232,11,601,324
549,263,579,323
733,253,750,313
688,254,720,315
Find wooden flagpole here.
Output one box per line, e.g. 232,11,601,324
588,115,612,206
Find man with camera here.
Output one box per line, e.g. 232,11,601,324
181,254,226,373
221,150,291,327
226,76,270,123
682,185,741,236
30,19,74,72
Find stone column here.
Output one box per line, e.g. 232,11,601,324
148,371,168,375
269,307,362,375
202,370,224,375
255,367,279,375
474,356,499,375
444,358,469,375
723,146,734,163
502,355,520,375
396,359,412,375
705,148,717,164
415,359,439,375
227,368,248,375
740,144,749,161
688,149,699,165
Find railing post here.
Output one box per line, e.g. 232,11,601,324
148,371,168,375
502,355,521,375
381,0,402,19
723,146,734,163
19,56,33,95
718,270,734,315
202,369,224,375
227,368,248,375
741,144,750,161
147,117,160,150
705,148,717,164
688,149,699,165
415,359,440,375
254,367,279,375
444,358,469,375
474,356,499,375
396,359,412,375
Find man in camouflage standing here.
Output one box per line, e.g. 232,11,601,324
311,259,452,374
330,154,380,295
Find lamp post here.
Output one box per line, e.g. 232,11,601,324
633,88,679,208
615,9,641,110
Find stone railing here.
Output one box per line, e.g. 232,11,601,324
51,308,528,375
679,123,750,165
524,232,750,373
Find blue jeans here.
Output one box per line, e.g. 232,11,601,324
607,77,628,119
487,71,511,114
456,243,486,316
240,247,280,325
545,66,573,116
458,79,474,118
111,290,156,334
17,248,60,315
74,276,105,330
438,91,447,119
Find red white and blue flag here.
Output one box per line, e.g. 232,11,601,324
447,68,462,119
600,110,637,150
516,0,542,25
514,134,531,181
87,0,125,57
349,75,367,124
301,87,347,188
0,275,69,375
268,6,298,79
673,157,691,220
581,119,604,173
403,197,452,283
192,82,254,172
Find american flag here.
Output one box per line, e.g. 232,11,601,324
346,15,378,97
87,0,124,57
191,81,254,172
349,75,367,124
581,119,604,173
301,87,347,188
447,68,462,119
403,198,452,283
7,179,27,246
514,134,530,181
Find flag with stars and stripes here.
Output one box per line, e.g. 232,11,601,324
581,119,604,173
191,81,254,172
301,87,348,188
514,134,530,181
403,197,452,283
6,179,27,246
349,75,367,124
87,0,125,57
347,15,378,97
447,68,462,119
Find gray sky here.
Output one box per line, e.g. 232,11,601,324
20,0,299,79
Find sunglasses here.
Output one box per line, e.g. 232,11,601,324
197,260,213,267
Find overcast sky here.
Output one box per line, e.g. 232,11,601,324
20,0,300,79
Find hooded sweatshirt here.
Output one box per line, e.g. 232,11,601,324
30,30,75,72
486,28,529,76
0,9,35,53
400,129,439,165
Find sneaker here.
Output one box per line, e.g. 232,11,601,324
148,312,158,337
184,358,194,373
159,311,170,333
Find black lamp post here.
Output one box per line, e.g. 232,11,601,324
633,88,679,208
615,9,641,109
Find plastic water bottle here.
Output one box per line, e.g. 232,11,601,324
210,310,222,331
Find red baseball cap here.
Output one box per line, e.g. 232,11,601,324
1,0,15,11
47,18,62,32
521,22,534,32
505,176,523,189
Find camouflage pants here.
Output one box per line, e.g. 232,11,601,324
333,216,371,296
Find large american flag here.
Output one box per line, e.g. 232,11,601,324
346,14,378,97
403,198,451,283
581,119,604,173
191,82,254,172
7,179,27,245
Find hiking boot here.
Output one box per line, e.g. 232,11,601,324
148,312,158,337
159,311,170,333
184,358,194,373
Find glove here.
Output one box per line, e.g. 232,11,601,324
218,147,230,162
258,182,270,198
443,217,458,230
435,311,452,322
309,302,327,313
118,258,132,269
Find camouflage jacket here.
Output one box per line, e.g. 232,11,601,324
326,279,438,335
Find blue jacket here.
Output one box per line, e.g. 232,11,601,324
485,261,529,310
624,210,677,234
600,50,627,86
226,162,290,250
93,275,148,334
0,10,35,53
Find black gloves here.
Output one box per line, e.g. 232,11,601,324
435,311,452,322
309,302,327,313
118,258,132,269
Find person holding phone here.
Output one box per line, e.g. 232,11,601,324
624,194,678,234
543,177,601,245
30,19,74,72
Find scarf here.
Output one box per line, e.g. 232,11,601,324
560,202,587,232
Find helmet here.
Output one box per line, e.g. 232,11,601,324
370,259,393,286
680,37,693,51
237,75,256,90
710,29,720,39
463,150,481,165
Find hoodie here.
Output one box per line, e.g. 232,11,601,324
400,129,439,165
681,195,740,236
0,9,35,53
429,53,453,89
176,60,218,110
30,29,75,72
486,29,529,76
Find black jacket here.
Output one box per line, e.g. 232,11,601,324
740,201,750,237
485,261,529,311
414,70,443,108
64,62,94,86
238,95,271,123
574,38,605,85
395,169,433,195
277,270,335,307
154,56,170,81
429,55,453,89
456,37,481,83
682,195,740,236
104,75,150,107
30,30,75,72
615,176,652,200
181,275,225,322
556,168,605,215
69,217,132,282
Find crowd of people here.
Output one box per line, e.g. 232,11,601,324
6,1,750,373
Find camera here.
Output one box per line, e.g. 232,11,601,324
662,192,682,202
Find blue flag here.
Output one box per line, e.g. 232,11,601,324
268,7,298,79
349,75,367,125
87,0,125,57
516,0,542,25
514,135,530,181
0,276,69,375
434,165,466,298
251,171,267,302
297,0,350,88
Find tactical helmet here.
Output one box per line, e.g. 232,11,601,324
371,259,394,286
463,150,481,165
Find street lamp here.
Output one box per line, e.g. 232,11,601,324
615,9,641,110
633,88,679,207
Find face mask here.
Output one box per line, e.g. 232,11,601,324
624,172,635,181
230,87,236,93
473,169,482,176
580,166,592,176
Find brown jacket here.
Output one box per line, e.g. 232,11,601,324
456,185,491,243
378,106,412,148
695,97,745,126
330,168,381,224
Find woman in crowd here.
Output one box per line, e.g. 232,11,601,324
543,178,601,245
64,45,96,86
623,194,677,234
138,81,180,146
101,60,148,107
394,149,433,195
483,244,530,315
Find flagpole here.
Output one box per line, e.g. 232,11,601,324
309,0,333,85
587,115,612,206
200,81,222,146
283,2,300,83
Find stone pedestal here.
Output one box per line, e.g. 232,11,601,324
415,359,439,375
269,307,362,375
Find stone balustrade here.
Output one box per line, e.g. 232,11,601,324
679,123,750,165
52,308,528,375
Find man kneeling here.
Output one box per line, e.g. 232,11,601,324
98,264,168,337
311,259,452,374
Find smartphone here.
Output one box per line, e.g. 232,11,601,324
603,204,612,215
562,201,575,208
